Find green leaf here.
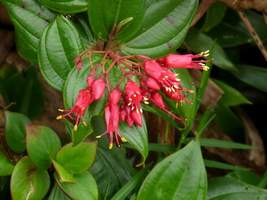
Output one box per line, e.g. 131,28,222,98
56,142,97,174
5,111,30,153
91,142,135,199
111,170,147,200
52,160,75,183
120,119,148,166
122,0,198,57
0,151,14,176
229,170,261,186
38,15,83,90
4,1,50,63
233,65,267,92
48,184,69,200
208,177,267,200
88,0,145,42
38,0,88,14
137,141,207,200
204,160,247,171
26,125,61,170
201,2,226,32
214,79,251,106
11,157,50,200
185,28,237,72
56,171,98,200
10,0,56,21
200,138,251,149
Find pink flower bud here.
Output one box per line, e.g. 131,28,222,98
130,109,142,127
109,89,122,105
145,77,161,90
144,60,163,79
91,79,106,100
87,75,95,87
151,93,166,109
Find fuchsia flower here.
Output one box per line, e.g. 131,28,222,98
103,89,124,149
59,50,209,149
159,51,209,71
57,75,106,131
144,60,184,101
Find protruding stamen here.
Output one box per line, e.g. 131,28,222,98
56,115,63,120
74,124,78,132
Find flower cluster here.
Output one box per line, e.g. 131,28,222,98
57,51,209,149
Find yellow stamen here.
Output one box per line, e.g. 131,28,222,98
96,135,102,139
82,121,88,126
109,143,113,149
56,115,63,120
121,136,127,143
74,125,78,132
58,108,64,112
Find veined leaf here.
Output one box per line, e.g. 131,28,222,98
200,138,252,150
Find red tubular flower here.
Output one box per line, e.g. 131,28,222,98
124,81,143,127
57,89,93,131
98,89,125,149
160,52,209,71
144,60,184,102
91,79,106,100
143,77,161,91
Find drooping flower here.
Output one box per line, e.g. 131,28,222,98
159,52,209,71
124,81,143,127
144,60,184,101
57,89,93,131
91,78,106,100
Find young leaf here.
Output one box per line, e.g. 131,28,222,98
5,111,30,153
11,157,50,200
214,79,252,106
185,28,237,72
122,0,198,57
26,125,61,170
38,15,83,90
88,0,145,42
120,119,148,166
0,151,14,176
137,141,207,200
38,0,88,14
56,171,98,200
204,160,247,171
56,142,97,174
52,160,75,183
3,1,50,63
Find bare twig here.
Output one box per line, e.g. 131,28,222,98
238,11,267,61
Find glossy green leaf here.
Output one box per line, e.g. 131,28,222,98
201,2,226,32
26,125,61,170
56,142,97,174
4,1,50,63
208,177,267,200
11,157,50,200
111,170,147,200
137,141,207,200
38,0,88,14
120,119,148,166
234,65,267,92
38,15,83,90
56,171,98,200
5,111,30,153
0,151,14,176
91,143,135,199
229,170,261,186
200,138,251,149
48,184,69,200
214,79,251,106
185,28,237,72
52,160,75,183
10,0,56,21
122,0,198,57
88,0,145,42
